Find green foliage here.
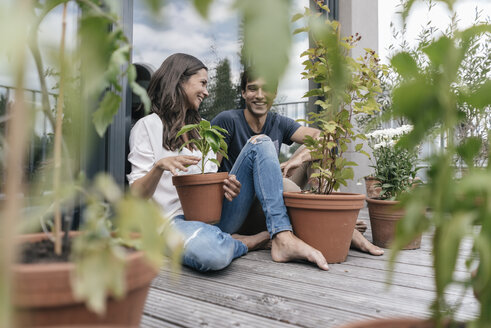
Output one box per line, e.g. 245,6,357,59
235,0,291,90
387,1,491,326
71,174,183,315
177,120,229,174
296,1,383,194
366,125,420,200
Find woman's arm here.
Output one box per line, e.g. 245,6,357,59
130,155,200,199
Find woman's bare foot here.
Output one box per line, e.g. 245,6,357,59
271,231,329,271
232,231,270,251
351,229,384,255
355,220,367,234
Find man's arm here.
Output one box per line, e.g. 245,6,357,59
281,126,320,177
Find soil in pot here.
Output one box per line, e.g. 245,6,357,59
366,198,422,250
283,192,365,263
172,172,228,224
13,233,157,328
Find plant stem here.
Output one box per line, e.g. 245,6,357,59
0,1,31,325
53,3,68,256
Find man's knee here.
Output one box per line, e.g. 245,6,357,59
248,134,271,144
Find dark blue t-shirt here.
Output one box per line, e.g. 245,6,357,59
211,109,301,172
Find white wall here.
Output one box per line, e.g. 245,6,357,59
338,0,379,194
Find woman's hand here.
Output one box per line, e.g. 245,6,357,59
157,155,200,175
224,174,241,201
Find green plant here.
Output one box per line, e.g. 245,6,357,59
366,125,421,200
0,0,302,326
0,0,177,323
387,1,491,327
176,120,229,174
295,1,383,194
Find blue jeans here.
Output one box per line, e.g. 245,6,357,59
172,135,292,272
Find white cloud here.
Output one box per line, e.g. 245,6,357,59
276,38,309,103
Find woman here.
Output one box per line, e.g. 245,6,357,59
127,53,328,272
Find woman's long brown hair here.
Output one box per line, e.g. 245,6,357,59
147,53,207,151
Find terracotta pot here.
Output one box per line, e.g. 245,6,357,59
337,318,435,328
172,172,228,224
364,176,381,198
13,233,158,327
283,192,365,263
366,198,421,250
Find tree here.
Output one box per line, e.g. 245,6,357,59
200,58,238,120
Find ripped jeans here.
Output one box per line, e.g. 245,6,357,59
172,135,292,272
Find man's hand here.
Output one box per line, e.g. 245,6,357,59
280,157,303,178
156,155,200,175
224,174,241,201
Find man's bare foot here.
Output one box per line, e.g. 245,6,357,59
232,231,270,251
355,220,367,234
351,229,384,255
271,231,329,271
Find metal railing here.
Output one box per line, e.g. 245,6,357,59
0,85,57,184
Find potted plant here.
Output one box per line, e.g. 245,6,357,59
172,120,229,224
1,1,182,327
365,125,422,249
283,1,383,263
338,0,491,327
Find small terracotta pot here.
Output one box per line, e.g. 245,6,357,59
366,198,421,250
283,192,365,263
364,176,382,198
172,172,228,224
337,318,435,328
13,233,158,327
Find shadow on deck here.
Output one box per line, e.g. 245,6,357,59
141,209,478,328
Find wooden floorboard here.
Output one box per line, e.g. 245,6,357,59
141,208,479,328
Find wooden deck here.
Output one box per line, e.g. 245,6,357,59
141,209,478,328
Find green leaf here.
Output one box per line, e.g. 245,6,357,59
235,0,291,92
434,212,473,294
355,143,363,152
209,158,221,167
460,80,491,110
193,0,213,19
204,130,220,153
456,137,482,169
176,124,199,138
390,52,419,78
92,91,122,137
291,13,304,22
128,64,151,113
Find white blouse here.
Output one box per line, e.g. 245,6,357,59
127,113,218,218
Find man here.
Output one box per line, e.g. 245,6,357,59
211,68,384,257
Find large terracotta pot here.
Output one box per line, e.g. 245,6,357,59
172,172,228,224
364,176,381,198
283,192,365,263
366,198,421,250
337,318,434,328
13,233,158,327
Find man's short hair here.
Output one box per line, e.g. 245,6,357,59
240,67,278,93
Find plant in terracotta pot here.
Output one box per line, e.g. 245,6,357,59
365,125,422,249
172,120,230,224
283,1,383,263
0,1,182,327
338,0,491,327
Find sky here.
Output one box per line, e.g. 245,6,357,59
1,0,489,104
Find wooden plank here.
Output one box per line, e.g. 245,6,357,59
142,288,300,328
150,270,374,327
